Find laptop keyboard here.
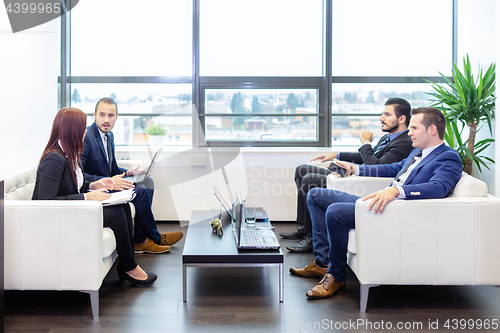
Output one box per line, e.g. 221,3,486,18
243,230,265,246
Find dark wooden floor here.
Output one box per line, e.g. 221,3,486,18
5,221,500,332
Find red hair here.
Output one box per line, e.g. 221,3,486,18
40,108,87,183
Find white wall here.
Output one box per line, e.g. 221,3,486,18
0,14,59,175
457,0,497,194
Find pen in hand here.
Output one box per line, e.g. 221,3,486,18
85,187,112,201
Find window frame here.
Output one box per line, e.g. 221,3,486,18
59,0,457,148
198,76,327,147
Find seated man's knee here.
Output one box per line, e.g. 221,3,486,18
302,173,324,188
306,187,323,206
133,185,148,198
325,203,354,228
294,164,309,180
141,177,154,191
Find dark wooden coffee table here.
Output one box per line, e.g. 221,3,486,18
182,210,284,302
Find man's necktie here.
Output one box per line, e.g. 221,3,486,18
105,133,113,172
373,134,390,155
394,149,422,182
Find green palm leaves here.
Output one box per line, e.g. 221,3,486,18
426,55,496,174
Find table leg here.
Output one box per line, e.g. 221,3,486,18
279,263,284,302
183,264,187,302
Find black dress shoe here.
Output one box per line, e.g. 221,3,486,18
118,268,158,287
279,226,309,239
286,234,313,253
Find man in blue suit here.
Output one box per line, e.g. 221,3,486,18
290,107,463,299
82,97,183,254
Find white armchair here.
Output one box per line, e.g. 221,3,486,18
1,160,140,319
327,173,500,312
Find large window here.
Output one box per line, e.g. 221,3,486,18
200,0,323,77
332,0,452,77
203,88,318,142
331,83,433,144
71,0,192,77
71,83,192,146
61,0,455,147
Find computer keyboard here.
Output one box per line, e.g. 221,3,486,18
243,230,265,246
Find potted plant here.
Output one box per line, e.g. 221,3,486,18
145,122,168,151
426,54,496,174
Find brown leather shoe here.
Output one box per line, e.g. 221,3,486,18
306,273,345,299
160,231,184,246
134,238,171,254
289,260,328,278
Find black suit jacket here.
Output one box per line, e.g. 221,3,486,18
81,122,127,182
338,130,413,165
32,148,89,200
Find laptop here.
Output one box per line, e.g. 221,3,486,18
123,148,162,183
232,192,280,250
213,185,269,222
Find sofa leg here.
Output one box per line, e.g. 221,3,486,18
360,284,379,312
80,290,99,319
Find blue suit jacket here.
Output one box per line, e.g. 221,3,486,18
358,143,463,200
81,122,127,182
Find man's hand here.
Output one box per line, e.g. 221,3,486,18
311,153,337,162
111,173,134,191
89,178,114,191
331,161,355,178
125,166,146,176
359,131,373,143
86,188,111,201
362,187,400,213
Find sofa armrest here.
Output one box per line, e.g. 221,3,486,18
4,200,107,290
327,175,392,197
352,196,500,285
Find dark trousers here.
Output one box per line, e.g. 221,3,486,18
131,177,161,244
294,164,332,233
103,204,137,272
307,187,359,282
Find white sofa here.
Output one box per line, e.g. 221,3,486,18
1,160,138,319
327,172,500,312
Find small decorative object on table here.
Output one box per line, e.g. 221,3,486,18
210,218,223,236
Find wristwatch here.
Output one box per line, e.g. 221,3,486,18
362,140,371,145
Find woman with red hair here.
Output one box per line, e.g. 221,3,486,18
32,107,157,287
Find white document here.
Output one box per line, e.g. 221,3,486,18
100,189,135,206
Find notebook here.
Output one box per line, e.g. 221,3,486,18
213,185,269,222
232,192,280,250
101,189,136,206
123,148,162,183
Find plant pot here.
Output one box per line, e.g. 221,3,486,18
148,135,164,151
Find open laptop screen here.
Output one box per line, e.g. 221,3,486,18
232,191,244,246
123,147,162,183
213,185,232,218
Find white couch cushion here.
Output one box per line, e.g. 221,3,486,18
102,227,117,259
2,162,37,200
347,229,356,254
451,172,488,197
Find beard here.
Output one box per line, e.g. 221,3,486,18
381,122,399,133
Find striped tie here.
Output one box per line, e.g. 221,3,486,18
105,133,113,172
374,135,390,155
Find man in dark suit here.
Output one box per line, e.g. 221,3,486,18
282,98,414,253
82,97,183,254
289,107,463,300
